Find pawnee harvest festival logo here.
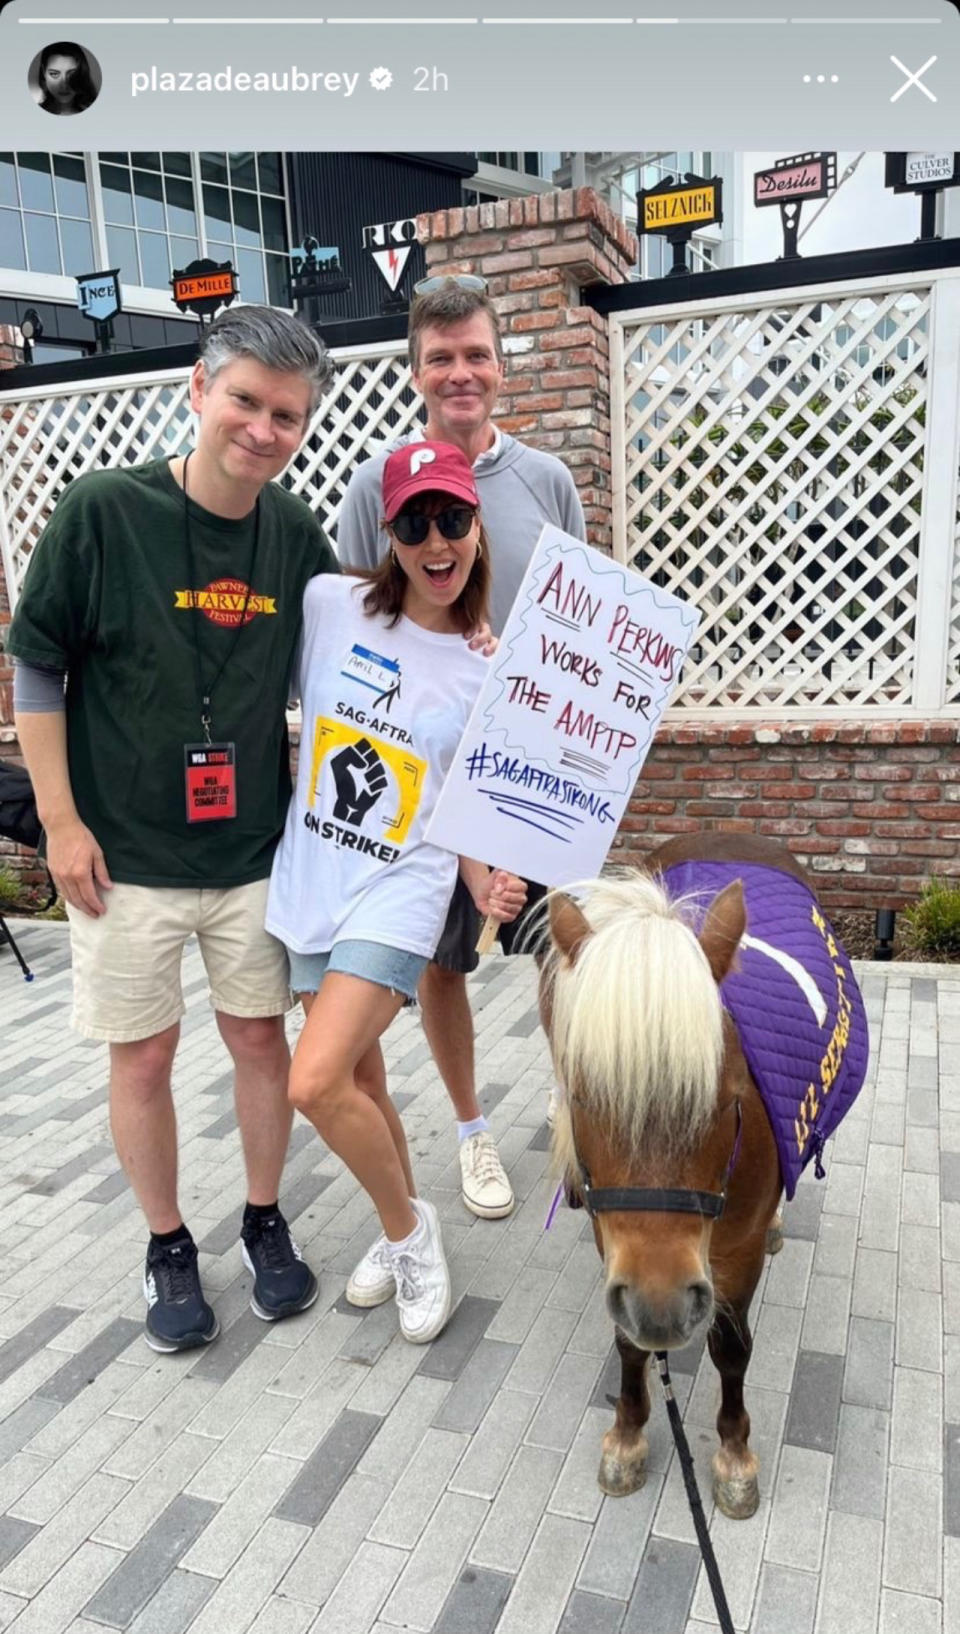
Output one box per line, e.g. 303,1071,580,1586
173,579,277,627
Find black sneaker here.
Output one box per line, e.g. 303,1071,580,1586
143,1238,219,1354
241,1211,319,1321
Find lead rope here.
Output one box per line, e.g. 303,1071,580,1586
654,1351,736,1634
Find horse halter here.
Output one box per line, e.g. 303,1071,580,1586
570,1099,743,1220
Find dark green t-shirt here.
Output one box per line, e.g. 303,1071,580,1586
8,459,338,887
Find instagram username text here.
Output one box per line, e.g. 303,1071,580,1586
131,66,360,98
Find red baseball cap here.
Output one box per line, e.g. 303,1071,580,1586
382,441,479,521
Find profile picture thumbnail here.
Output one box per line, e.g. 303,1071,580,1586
29,41,102,117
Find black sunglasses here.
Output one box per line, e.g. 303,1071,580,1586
391,505,476,547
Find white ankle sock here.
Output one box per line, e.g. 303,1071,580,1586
386,1222,419,1256
457,1116,490,1142
386,1200,424,1257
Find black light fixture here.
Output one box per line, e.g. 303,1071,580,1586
19,307,43,364
874,908,896,961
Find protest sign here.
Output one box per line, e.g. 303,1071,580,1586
426,525,699,886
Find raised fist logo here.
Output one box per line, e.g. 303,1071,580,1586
330,738,388,825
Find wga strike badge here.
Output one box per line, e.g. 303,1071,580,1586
184,743,237,824
174,579,278,627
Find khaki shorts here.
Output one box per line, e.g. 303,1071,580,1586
67,878,292,1043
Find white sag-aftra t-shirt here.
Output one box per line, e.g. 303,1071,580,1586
266,574,487,958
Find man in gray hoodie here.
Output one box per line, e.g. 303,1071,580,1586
336,278,585,1227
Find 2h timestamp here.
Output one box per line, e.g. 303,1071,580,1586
414,65,449,92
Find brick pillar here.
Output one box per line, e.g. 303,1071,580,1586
0,325,24,748
417,189,637,554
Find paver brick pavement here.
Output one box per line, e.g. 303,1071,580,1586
0,924,955,1631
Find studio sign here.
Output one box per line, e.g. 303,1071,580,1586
636,174,723,277
363,218,418,294
639,180,721,232
753,153,836,207
171,259,238,319
753,152,837,261
75,268,122,324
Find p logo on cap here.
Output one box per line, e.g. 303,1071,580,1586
382,439,480,521
409,447,437,477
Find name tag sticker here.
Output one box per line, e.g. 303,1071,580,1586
341,643,401,697
184,742,237,823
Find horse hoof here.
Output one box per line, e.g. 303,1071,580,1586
713,1473,760,1519
598,1450,647,1497
766,1223,784,1256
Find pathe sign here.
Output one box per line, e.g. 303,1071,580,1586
289,237,351,302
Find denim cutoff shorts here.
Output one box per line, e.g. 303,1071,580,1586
286,938,428,1002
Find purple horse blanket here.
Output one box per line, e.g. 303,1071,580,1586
662,860,869,1199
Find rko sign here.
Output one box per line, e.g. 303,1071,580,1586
362,217,418,304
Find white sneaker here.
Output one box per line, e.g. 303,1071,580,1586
391,1198,451,1344
459,1131,515,1219
345,1234,396,1308
546,1085,560,1127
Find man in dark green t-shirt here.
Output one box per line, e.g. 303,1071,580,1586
9,305,339,1354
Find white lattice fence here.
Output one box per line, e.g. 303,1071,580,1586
611,268,960,714
0,339,415,612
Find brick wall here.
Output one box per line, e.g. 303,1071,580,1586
611,720,960,911
419,188,637,554
418,193,960,915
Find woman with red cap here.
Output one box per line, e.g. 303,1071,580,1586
266,441,525,1343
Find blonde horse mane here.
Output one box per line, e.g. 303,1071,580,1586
541,870,725,1179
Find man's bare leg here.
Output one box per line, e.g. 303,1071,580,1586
217,1011,319,1322
418,963,514,1219
110,1025,218,1351
217,1012,292,1206
418,964,480,1121
109,1025,182,1232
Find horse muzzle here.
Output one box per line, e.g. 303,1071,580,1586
605,1274,714,1350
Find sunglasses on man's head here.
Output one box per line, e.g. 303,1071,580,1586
391,505,476,547
412,273,488,297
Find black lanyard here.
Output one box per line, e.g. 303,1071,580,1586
181,452,261,743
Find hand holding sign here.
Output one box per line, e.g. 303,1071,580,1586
426,526,699,909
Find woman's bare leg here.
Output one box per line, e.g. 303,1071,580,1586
299,990,415,1200
289,974,415,1241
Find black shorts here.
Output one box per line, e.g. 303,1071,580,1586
432,876,550,975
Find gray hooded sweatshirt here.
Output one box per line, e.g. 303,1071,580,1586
334,429,586,636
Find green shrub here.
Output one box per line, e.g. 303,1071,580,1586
33,896,67,922
0,865,65,919
902,878,960,961
0,863,21,908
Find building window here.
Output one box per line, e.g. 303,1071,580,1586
0,152,94,277
97,151,290,305
199,152,289,306
476,152,557,178
99,151,200,292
